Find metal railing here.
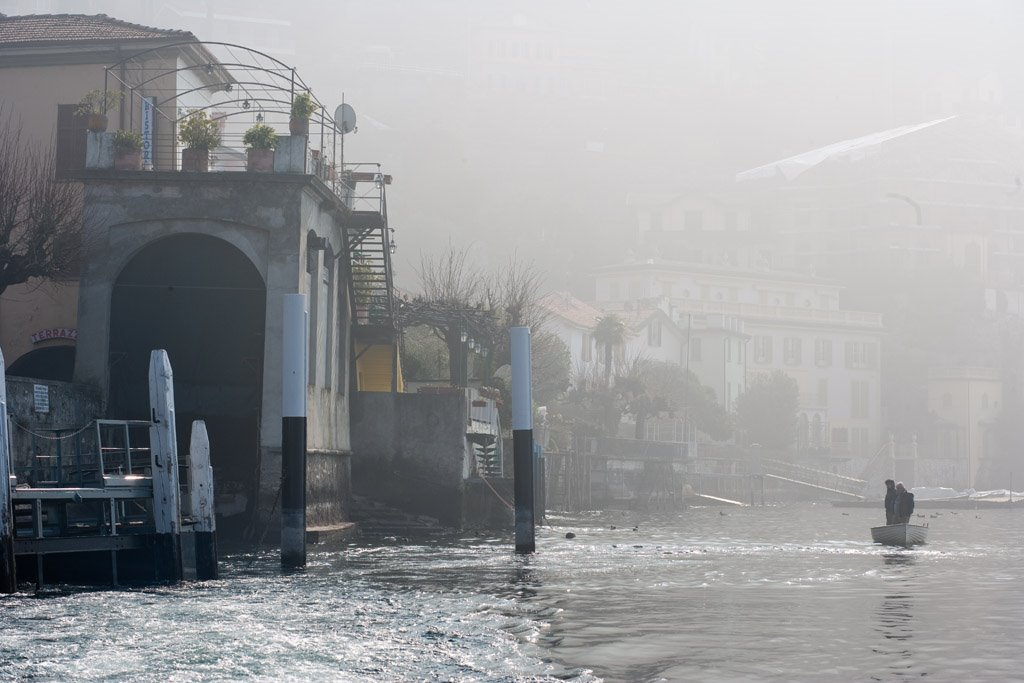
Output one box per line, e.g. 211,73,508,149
759,457,866,498
95,420,152,480
10,421,100,487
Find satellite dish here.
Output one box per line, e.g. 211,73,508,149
334,103,357,134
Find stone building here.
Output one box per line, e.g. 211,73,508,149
0,13,224,380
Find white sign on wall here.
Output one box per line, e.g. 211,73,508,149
33,384,49,414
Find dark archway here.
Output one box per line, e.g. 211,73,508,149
109,233,266,536
7,346,75,382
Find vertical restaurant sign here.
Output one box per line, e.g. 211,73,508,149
142,96,156,169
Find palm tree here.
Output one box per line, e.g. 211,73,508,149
592,314,626,388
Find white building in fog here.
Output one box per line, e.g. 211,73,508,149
592,259,884,458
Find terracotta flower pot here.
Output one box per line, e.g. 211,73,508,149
86,113,108,132
289,116,309,135
114,149,143,171
181,147,209,172
246,148,274,172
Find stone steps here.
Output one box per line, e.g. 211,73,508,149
349,496,452,538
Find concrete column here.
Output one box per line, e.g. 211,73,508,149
0,348,16,593
511,327,535,554
148,349,182,582
281,293,307,568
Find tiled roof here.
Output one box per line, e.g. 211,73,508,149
0,14,194,47
539,292,603,330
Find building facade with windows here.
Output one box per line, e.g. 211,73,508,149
592,259,884,458
927,366,1003,489
0,13,223,379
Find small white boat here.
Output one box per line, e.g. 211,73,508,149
871,523,928,547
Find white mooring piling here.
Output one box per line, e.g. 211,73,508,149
0,347,16,593
281,293,307,569
511,326,536,554
187,420,218,580
148,349,183,582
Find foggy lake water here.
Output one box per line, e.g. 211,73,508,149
1,503,1022,682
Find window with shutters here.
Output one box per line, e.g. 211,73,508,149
845,341,878,369
784,337,802,366
814,338,832,367
754,335,773,364
55,104,87,177
648,318,662,347
850,380,870,418
690,336,702,362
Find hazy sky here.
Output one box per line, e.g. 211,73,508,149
4,0,1022,289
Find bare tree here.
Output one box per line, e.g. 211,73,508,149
0,110,83,297
487,252,549,330
406,244,553,388
409,243,489,384
416,242,484,307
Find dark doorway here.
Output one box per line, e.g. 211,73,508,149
109,234,266,537
7,346,75,382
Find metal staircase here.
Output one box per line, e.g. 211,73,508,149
343,166,396,336
469,436,502,478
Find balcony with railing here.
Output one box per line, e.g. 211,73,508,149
82,41,397,336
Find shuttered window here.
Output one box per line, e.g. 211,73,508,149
55,104,87,176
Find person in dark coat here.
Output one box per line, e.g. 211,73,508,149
884,479,897,525
894,482,915,524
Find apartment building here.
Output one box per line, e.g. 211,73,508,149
593,259,883,457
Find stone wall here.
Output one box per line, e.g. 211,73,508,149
74,171,355,539
4,377,101,476
350,392,469,527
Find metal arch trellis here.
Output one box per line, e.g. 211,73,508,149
101,40,342,173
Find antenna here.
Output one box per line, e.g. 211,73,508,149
334,97,356,175
334,102,356,135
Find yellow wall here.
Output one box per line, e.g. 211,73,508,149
0,53,179,368
0,279,79,369
355,342,404,392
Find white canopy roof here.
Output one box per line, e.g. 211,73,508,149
736,116,957,182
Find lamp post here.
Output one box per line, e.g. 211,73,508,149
458,329,468,387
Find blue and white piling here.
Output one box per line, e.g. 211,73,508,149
0,347,16,594
281,293,307,569
511,326,535,554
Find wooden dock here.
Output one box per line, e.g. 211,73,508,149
2,349,217,592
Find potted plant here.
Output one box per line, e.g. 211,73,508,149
178,110,221,172
76,90,124,132
289,91,318,135
111,130,143,171
242,122,277,172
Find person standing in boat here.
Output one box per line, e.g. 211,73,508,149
894,482,915,524
884,479,897,525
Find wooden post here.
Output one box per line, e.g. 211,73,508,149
149,349,182,583
187,420,218,580
511,326,535,553
281,294,307,568
0,347,16,594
